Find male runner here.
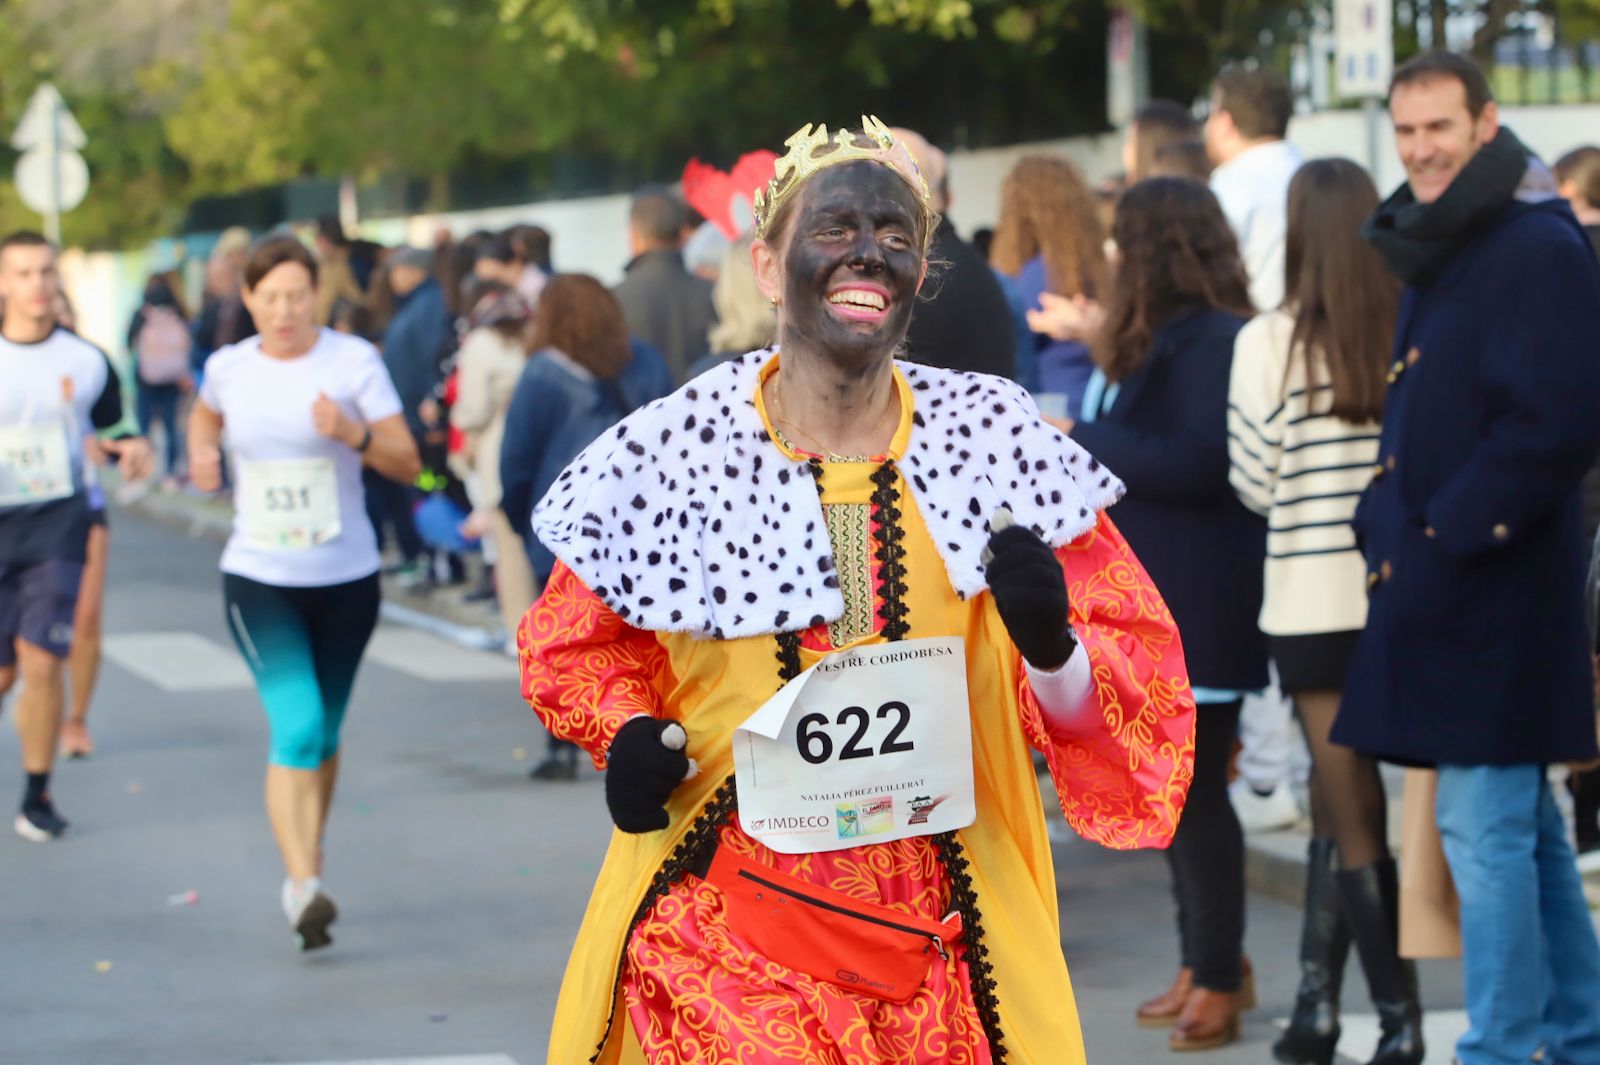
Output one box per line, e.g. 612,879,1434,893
0,231,152,840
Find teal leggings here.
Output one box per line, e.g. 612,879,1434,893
222,572,380,769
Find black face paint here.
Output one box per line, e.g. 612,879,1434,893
779,161,924,374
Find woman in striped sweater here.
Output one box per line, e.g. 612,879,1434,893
1228,158,1422,1065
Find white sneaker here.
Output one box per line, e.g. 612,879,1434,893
281,876,338,951
1229,778,1301,833
1576,846,1600,876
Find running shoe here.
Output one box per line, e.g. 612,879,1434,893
60,720,94,759
1228,777,1302,833
282,877,338,951
14,800,69,842
528,755,578,782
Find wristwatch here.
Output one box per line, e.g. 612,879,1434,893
356,426,373,453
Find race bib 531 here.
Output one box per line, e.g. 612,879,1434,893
237,457,341,550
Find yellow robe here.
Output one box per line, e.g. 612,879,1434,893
520,363,1195,1063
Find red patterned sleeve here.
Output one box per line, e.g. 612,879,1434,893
517,562,673,770
1016,513,1197,850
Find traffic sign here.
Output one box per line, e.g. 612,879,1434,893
1336,0,1394,99
11,83,86,152
15,149,89,214
9,83,89,243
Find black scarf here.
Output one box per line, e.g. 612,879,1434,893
1364,128,1530,286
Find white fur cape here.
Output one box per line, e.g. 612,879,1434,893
533,350,1124,639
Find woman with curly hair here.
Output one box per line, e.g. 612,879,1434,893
1064,177,1269,1051
498,273,671,780
989,154,1110,413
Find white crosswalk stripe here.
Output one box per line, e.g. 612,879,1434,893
102,632,253,691
101,626,518,691
364,627,520,683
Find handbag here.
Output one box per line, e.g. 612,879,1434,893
706,845,962,1003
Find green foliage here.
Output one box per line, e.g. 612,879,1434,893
12,0,1596,248
156,0,1115,202
0,9,187,248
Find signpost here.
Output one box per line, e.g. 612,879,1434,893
1106,5,1150,130
1335,0,1394,175
11,84,89,245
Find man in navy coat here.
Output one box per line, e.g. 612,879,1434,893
1337,51,1600,1065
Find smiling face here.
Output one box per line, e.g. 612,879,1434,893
754,161,927,371
1390,75,1499,205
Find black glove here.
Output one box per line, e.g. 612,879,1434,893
983,511,1077,671
604,716,695,833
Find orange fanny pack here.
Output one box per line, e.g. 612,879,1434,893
707,845,962,1003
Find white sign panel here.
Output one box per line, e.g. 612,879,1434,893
733,636,976,855
15,149,89,214
1336,0,1394,99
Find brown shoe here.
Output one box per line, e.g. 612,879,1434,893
1238,955,1257,1011
1136,966,1193,1028
1168,987,1242,1051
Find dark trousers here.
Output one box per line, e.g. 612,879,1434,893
1164,699,1247,992
221,571,380,768
1572,766,1600,852
135,382,182,475
362,468,424,562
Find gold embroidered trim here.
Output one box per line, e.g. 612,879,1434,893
823,501,876,645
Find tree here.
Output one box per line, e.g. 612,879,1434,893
0,7,189,248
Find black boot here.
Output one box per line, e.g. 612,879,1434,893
1337,857,1424,1065
1273,838,1351,1065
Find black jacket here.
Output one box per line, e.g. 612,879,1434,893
613,250,715,387
1070,308,1268,692
903,219,1016,379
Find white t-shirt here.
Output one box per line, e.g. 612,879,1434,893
0,326,121,562
201,329,403,587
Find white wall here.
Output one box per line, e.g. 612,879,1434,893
60,103,1600,355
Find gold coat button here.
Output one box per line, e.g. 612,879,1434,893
1367,572,1380,591
1380,560,1393,580
1492,523,1510,542
1371,462,1386,478
1385,454,1396,472
1406,347,1421,366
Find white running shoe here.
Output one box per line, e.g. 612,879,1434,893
1228,778,1302,833
1576,846,1600,876
281,877,338,951
14,800,69,842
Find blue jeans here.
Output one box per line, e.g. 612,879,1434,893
1436,764,1600,1065
135,381,182,476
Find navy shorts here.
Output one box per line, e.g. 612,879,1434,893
0,558,85,666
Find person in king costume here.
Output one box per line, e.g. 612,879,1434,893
519,117,1198,1064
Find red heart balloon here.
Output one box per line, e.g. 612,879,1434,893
682,150,778,239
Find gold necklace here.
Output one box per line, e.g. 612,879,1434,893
769,375,896,462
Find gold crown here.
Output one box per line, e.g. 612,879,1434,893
752,115,931,240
